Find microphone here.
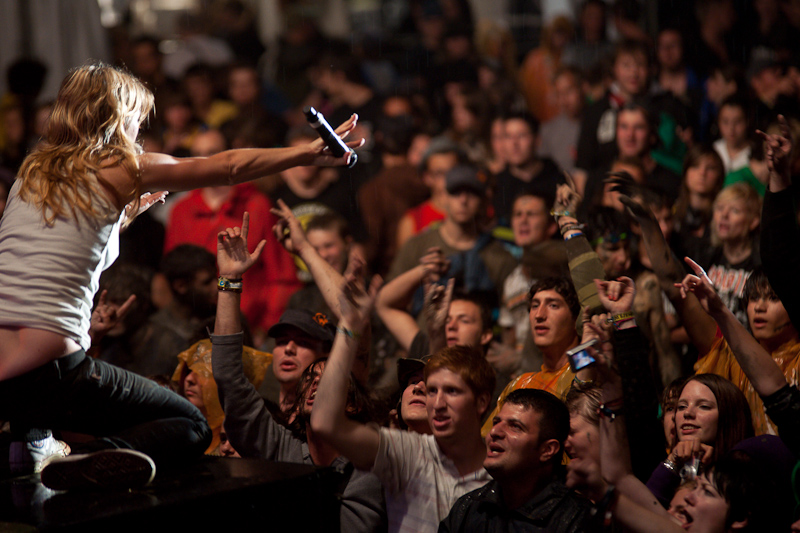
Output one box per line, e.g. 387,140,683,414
303,106,358,168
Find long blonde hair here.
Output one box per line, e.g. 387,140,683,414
17,62,154,226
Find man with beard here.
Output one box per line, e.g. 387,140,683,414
129,244,218,376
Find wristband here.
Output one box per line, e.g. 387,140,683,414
606,311,635,329
560,223,585,236
564,231,584,241
550,208,574,218
336,325,361,340
663,459,678,473
217,276,243,293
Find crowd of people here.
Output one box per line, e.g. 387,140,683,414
1,0,800,531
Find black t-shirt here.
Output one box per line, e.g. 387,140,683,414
493,158,562,228
269,179,366,242
702,246,761,328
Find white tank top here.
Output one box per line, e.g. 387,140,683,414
0,180,123,350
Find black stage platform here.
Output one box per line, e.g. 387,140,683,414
0,457,342,532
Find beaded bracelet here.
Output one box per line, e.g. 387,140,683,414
217,276,243,293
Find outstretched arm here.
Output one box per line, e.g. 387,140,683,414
611,178,718,354
310,261,383,471
135,115,362,193
676,257,787,397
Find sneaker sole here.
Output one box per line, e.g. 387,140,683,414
40,450,155,491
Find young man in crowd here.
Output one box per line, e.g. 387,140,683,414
396,138,464,250
389,165,516,308
481,277,581,436
575,39,650,190
440,389,591,532
493,112,562,229
311,262,495,532
130,244,218,377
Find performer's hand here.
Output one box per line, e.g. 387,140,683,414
307,114,365,167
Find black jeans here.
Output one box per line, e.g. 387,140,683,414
0,350,211,465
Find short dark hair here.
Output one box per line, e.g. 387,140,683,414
585,206,631,247
306,211,351,241
741,268,779,308
503,110,540,137
505,389,570,463
160,244,216,285
528,276,580,319
450,290,493,334
613,38,650,66
709,451,791,531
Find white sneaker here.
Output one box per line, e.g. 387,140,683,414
8,435,71,475
29,436,71,474
40,449,156,491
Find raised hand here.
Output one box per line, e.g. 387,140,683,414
90,290,137,343
674,257,723,314
423,277,455,336
419,247,450,282
339,256,382,332
554,170,582,218
757,115,794,182
667,438,714,474
308,114,365,167
594,277,636,315
271,198,308,255
217,212,266,279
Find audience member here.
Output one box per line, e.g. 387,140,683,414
210,216,387,531
713,97,751,175
575,40,650,187
164,128,300,333
440,389,592,532
312,272,495,532
130,244,217,377
390,165,516,308
396,138,463,250
538,67,585,175
493,112,562,228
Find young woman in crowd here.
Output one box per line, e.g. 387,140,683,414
671,146,725,263
646,373,754,506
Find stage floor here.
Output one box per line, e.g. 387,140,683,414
0,457,341,532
